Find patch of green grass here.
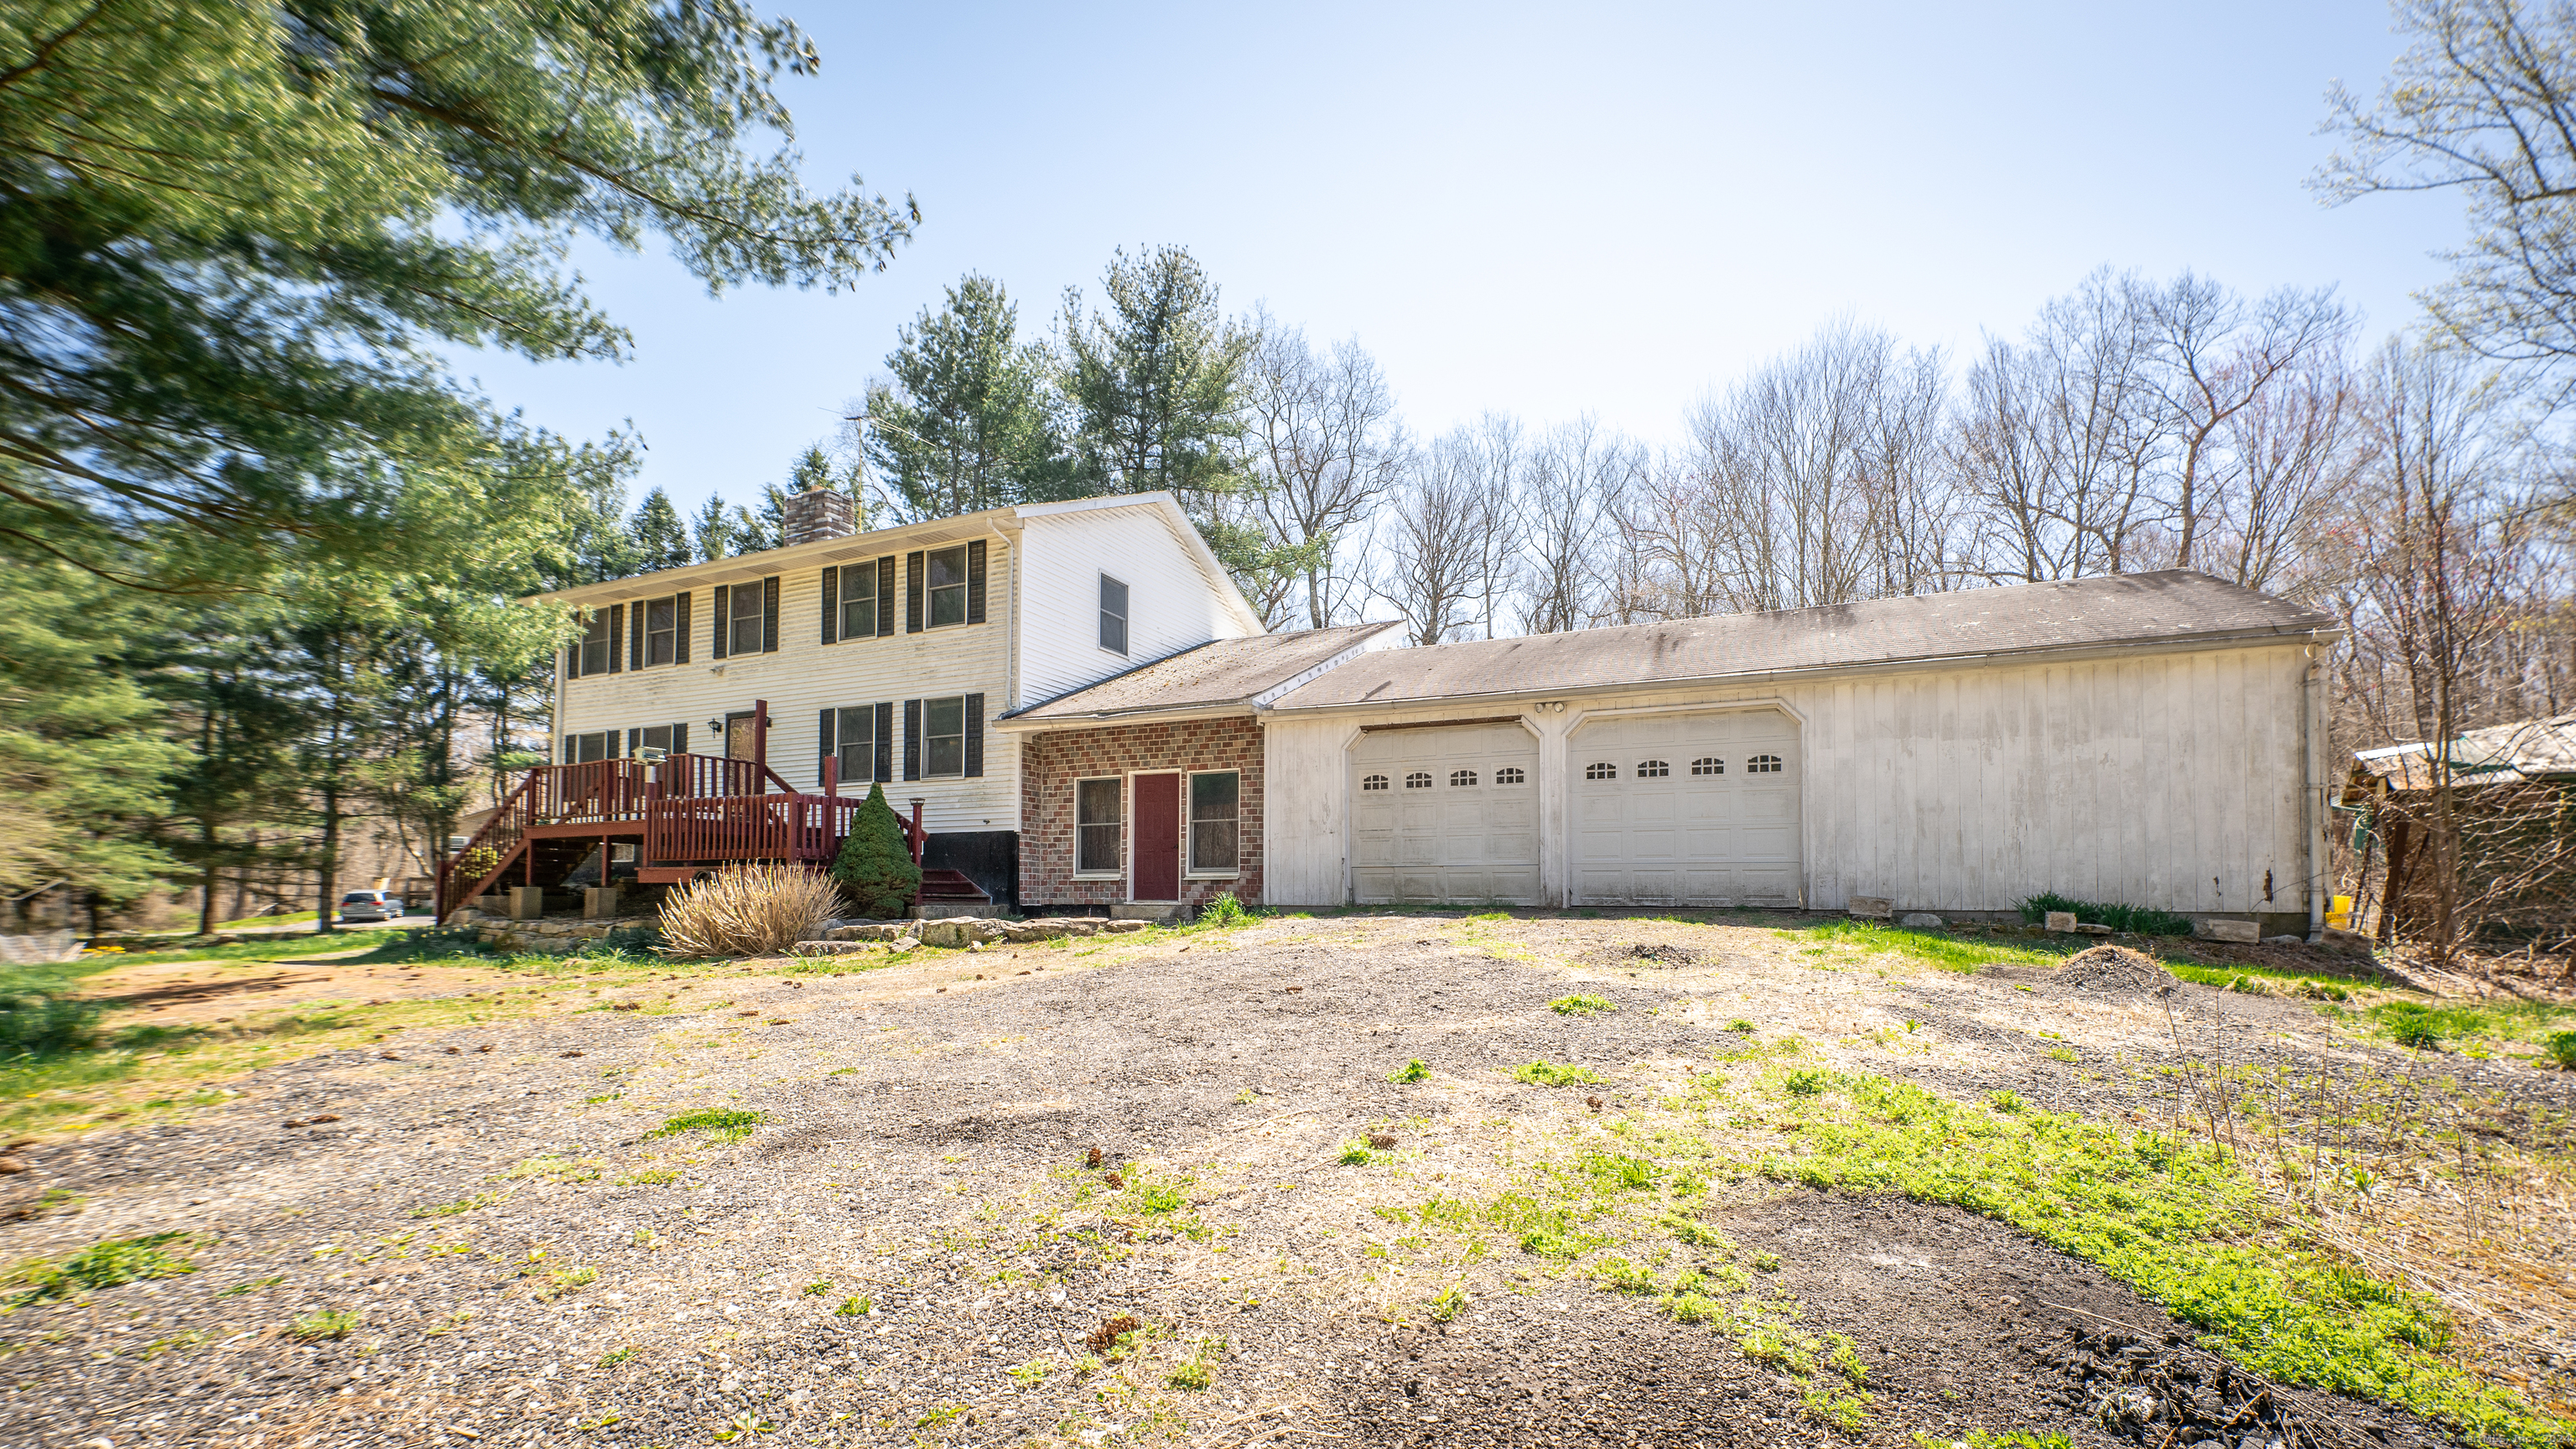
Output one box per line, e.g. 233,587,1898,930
1428,1285,1467,1322
1788,919,2064,974
5,1232,196,1304
1550,994,1617,1017
614,1166,680,1187
216,1274,285,1297
0,990,103,1059
410,1189,508,1218
1781,1068,1832,1096
599,1345,637,1366
1511,1060,1604,1088
2547,1031,2576,1070
288,1307,359,1340
1755,1071,2563,1446
1337,1141,1374,1166
834,1294,871,1317
1803,1385,1871,1435
1168,1336,1226,1390
1009,1357,1052,1385
2018,891,2194,937
1387,1058,1431,1083
647,1108,764,1143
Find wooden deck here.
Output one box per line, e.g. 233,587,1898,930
439,753,906,916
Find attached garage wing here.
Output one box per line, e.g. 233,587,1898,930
1571,709,1801,907
1350,723,1540,905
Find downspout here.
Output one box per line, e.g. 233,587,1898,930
2303,644,2328,942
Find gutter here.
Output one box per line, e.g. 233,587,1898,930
1266,624,2343,719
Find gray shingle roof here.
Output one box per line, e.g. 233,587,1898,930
1004,622,1403,723
2349,713,2576,793
1270,571,2334,712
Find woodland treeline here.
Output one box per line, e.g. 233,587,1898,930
3,1,2572,951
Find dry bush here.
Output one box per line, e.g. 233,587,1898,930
656,864,844,958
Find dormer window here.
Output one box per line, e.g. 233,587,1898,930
1099,574,1130,655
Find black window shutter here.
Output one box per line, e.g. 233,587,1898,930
761,575,780,652
875,557,896,636
675,591,691,665
607,603,624,673
820,567,838,646
905,552,924,632
627,728,640,755
710,584,730,660
966,540,987,625
564,642,579,681
563,734,575,763
674,720,689,754
628,601,644,670
605,730,619,759
902,698,922,780
818,708,835,776
963,692,984,777
873,702,893,782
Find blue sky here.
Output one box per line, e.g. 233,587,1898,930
465,2,2461,516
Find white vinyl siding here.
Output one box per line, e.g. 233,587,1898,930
1015,501,1258,704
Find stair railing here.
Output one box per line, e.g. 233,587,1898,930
440,767,546,917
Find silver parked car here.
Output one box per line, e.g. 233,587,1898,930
337,890,402,924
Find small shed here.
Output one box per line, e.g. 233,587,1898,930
2342,714,2576,949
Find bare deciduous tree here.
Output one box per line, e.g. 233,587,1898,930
1370,419,1520,645
1244,319,1405,628
1511,416,1635,635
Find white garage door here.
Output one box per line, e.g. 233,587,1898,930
1351,723,1541,905
1571,709,1801,906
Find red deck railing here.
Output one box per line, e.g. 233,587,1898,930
645,793,859,866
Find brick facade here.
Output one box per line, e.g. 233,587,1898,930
1019,715,1264,910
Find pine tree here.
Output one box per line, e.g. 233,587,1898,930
0,2,915,589
829,783,919,919
631,488,692,571
691,496,738,561
863,274,1071,520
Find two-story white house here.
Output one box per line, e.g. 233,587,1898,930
506,489,1263,910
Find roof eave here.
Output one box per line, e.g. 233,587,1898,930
1270,621,2342,716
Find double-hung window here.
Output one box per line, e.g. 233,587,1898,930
1099,574,1129,654
641,596,678,667
637,724,676,756
564,731,610,763
728,584,763,656
578,611,612,675
1076,779,1123,875
926,546,970,627
835,706,876,784
836,562,878,639
1188,771,1240,875
922,695,966,776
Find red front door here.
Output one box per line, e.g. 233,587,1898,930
1132,772,1181,901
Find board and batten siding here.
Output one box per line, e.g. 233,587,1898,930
1262,642,2314,914
1015,501,1260,706
552,538,1022,838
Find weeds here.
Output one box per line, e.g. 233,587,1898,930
289,1308,359,1340
1388,1058,1431,1083
1550,994,1617,1016
2018,892,2194,937
1512,1061,1603,1088
835,1295,871,1317
5,1232,195,1304
0,990,101,1060
648,1108,764,1143
1428,1285,1467,1322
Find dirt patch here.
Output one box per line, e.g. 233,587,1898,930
2049,945,2180,995
73,953,515,1025
1583,940,1708,969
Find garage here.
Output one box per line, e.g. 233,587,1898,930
1571,709,1801,906
1350,722,1541,905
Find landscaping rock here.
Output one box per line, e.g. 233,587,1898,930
2074,922,2115,935
2044,911,2077,932
822,921,915,943
2195,918,2260,944
1846,896,1893,919
1899,911,1943,928
916,917,1006,948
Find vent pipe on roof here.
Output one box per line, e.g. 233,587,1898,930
782,488,856,547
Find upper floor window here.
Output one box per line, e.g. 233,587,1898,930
1099,574,1130,655
1748,754,1784,774
641,596,678,667
578,611,612,675
927,545,971,628
729,582,764,656
837,563,877,640
1077,778,1123,875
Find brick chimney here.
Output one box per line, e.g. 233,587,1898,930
782,487,856,548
